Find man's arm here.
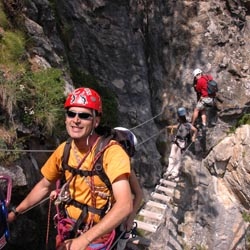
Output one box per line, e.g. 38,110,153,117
190,124,198,142
125,170,143,230
8,177,54,222
60,174,133,250
167,124,178,129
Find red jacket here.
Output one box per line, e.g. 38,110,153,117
194,74,213,98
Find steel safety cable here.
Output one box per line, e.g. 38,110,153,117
130,110,164,131
20,196,50,215
136,128,165,147
2,104,248,153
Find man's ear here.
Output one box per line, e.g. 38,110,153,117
95,117,101,128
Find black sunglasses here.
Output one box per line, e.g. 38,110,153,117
66,110,93,120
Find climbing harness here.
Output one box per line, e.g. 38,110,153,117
0,175,12,250
110,221,138,250
53,127,143,248
0,201,8,250
0,175,12,207
164,126,195,180
0,110,166,249
54,141,96,246
54,132,130,248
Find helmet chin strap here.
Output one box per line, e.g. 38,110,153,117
86,110,97,146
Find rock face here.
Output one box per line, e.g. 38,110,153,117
1,0,250,249
19,0,250,186
179,125,250,249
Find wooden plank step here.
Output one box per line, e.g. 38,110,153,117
139,209,163,220
151,192,171,202
134,220,159,233
155,185,174,196
146,200,167,209
160,179,177,187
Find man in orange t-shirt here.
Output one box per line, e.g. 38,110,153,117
8,87,132,250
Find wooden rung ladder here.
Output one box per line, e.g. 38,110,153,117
155,185,174,196
133,177,177,235
139,209,164,220
146,200,167,209
159,179,177,187
151,192,171,202
134,220,159,233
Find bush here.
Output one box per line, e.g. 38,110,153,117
0,30,26,65
0,3,9,29
16,68,65,135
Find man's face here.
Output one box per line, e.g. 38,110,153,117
65,106,99,140
195,73,202,79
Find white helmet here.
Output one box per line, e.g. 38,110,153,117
193,68,202,77
114,127,138,146
114,127,138,157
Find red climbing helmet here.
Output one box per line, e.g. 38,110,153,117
64,87,102,114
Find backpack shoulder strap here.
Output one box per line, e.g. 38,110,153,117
62,137,72,168
176,123,182,135
93,135,119,192
176,123,181,131
61,134,118,192
203,74,213,82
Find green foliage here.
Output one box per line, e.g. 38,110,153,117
228,112,250,134
0,129,23,165
195,245,208,250
15,68,65,135
242,211,250,248
237,113,250,126
0,3,9,29
242,211,250,222
0,73,16,117
0,30,26,64
0,68,65,137
0,3,67,161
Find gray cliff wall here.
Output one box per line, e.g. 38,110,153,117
1,0,250,249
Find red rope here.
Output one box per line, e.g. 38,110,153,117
45,198,52,250
85,141,118,230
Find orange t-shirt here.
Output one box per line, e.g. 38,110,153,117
41,138,131,222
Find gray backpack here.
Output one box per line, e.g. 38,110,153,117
175,123,191,142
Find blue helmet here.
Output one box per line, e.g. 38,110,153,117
177,107,186,117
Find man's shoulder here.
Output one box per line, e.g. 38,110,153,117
103,140,128,156
58,140,70,153
201,74,213,81
183,122,192,128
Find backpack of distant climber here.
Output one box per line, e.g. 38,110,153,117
175,123,191,143
205,76,218,95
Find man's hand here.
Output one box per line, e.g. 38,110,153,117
57,236,89,250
